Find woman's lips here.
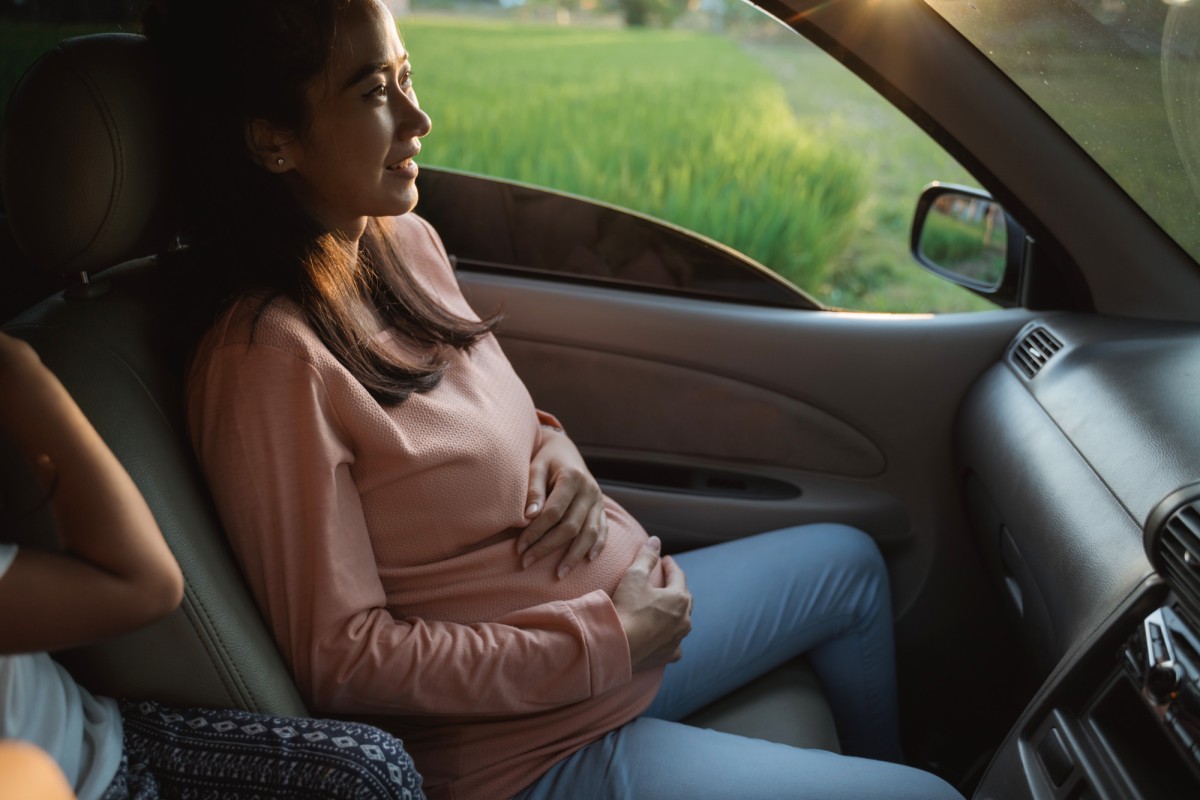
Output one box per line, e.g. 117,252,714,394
386,157,418,178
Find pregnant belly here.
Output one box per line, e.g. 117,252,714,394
380,498,657,624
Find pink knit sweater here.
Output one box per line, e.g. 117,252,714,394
186,214,663,799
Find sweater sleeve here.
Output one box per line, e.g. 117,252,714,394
188,343,632,717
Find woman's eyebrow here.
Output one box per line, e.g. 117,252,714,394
342,55,409,90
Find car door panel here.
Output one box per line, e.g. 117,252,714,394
502,337,886,476
454,268,1036,626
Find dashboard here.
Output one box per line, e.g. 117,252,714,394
959,314,1200,798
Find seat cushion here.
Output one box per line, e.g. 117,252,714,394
683,659,840,752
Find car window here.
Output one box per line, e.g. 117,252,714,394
925,0,1200,273
402,5,995,313
0,4,993,313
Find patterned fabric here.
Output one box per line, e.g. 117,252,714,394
100,700,423,800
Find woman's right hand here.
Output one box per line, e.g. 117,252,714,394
613,536,693,672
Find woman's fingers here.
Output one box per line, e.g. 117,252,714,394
636,535,661,568
516,475,569,555
516,508,557,558
555,503,606,579
524,454,549,518
526,493,602,577
661,554,686,589
660,555,693,641
518,468,609,573
588,503,608,561
517,429,610,574
518,483,573,562
614,536,700,671
615,536,661,592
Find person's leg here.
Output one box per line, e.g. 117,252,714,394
515,717,962,800
115,699,424,800
642,524,900,761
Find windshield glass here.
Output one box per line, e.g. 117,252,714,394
925,0,1200,263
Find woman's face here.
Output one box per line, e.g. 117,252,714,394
277,0,431,240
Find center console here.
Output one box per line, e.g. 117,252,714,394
974,488,1200,800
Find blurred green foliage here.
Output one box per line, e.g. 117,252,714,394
920,212,1006,286
921,214,991,264
605,0,685,28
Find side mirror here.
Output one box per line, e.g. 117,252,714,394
911,184,1024,306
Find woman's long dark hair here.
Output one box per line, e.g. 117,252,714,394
141,0,496,405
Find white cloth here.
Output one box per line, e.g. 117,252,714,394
0,542,124,800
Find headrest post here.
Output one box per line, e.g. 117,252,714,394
64,270,111,301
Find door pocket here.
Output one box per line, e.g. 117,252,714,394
589,456,801,500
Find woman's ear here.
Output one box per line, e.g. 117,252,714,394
245,119,299,174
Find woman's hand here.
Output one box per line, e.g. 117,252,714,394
517,428,608,578
612,536,693,672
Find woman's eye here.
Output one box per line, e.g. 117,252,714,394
400,71,413,90
365,84,387,99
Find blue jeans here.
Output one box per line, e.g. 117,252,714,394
517,525,963,800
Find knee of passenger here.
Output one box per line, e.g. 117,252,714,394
762,523,888,586
822,524,887,581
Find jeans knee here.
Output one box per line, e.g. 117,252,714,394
832,524,887,579
777,523,886,581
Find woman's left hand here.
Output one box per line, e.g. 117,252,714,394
517,429,608,578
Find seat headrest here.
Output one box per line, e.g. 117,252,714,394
1,33,170,276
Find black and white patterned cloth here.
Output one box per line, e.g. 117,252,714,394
101,699,424,800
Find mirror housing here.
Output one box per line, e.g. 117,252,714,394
911,183,1024,306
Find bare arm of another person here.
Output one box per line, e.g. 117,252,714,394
0,333,183,654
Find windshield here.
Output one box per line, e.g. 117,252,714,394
925,0,1200,264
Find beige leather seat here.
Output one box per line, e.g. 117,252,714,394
0,32,838,755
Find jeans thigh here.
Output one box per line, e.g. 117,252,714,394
643,524,890,723
515,717,962,800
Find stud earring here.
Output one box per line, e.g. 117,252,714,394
276,157,285,166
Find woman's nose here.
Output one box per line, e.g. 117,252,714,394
396,91,432,139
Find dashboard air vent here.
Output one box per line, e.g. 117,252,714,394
1010,327,1064,379
1158,502,1200,623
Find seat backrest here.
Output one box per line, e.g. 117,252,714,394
0,33,306,716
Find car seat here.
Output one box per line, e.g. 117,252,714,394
1,32,306,716
0,32,839,754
